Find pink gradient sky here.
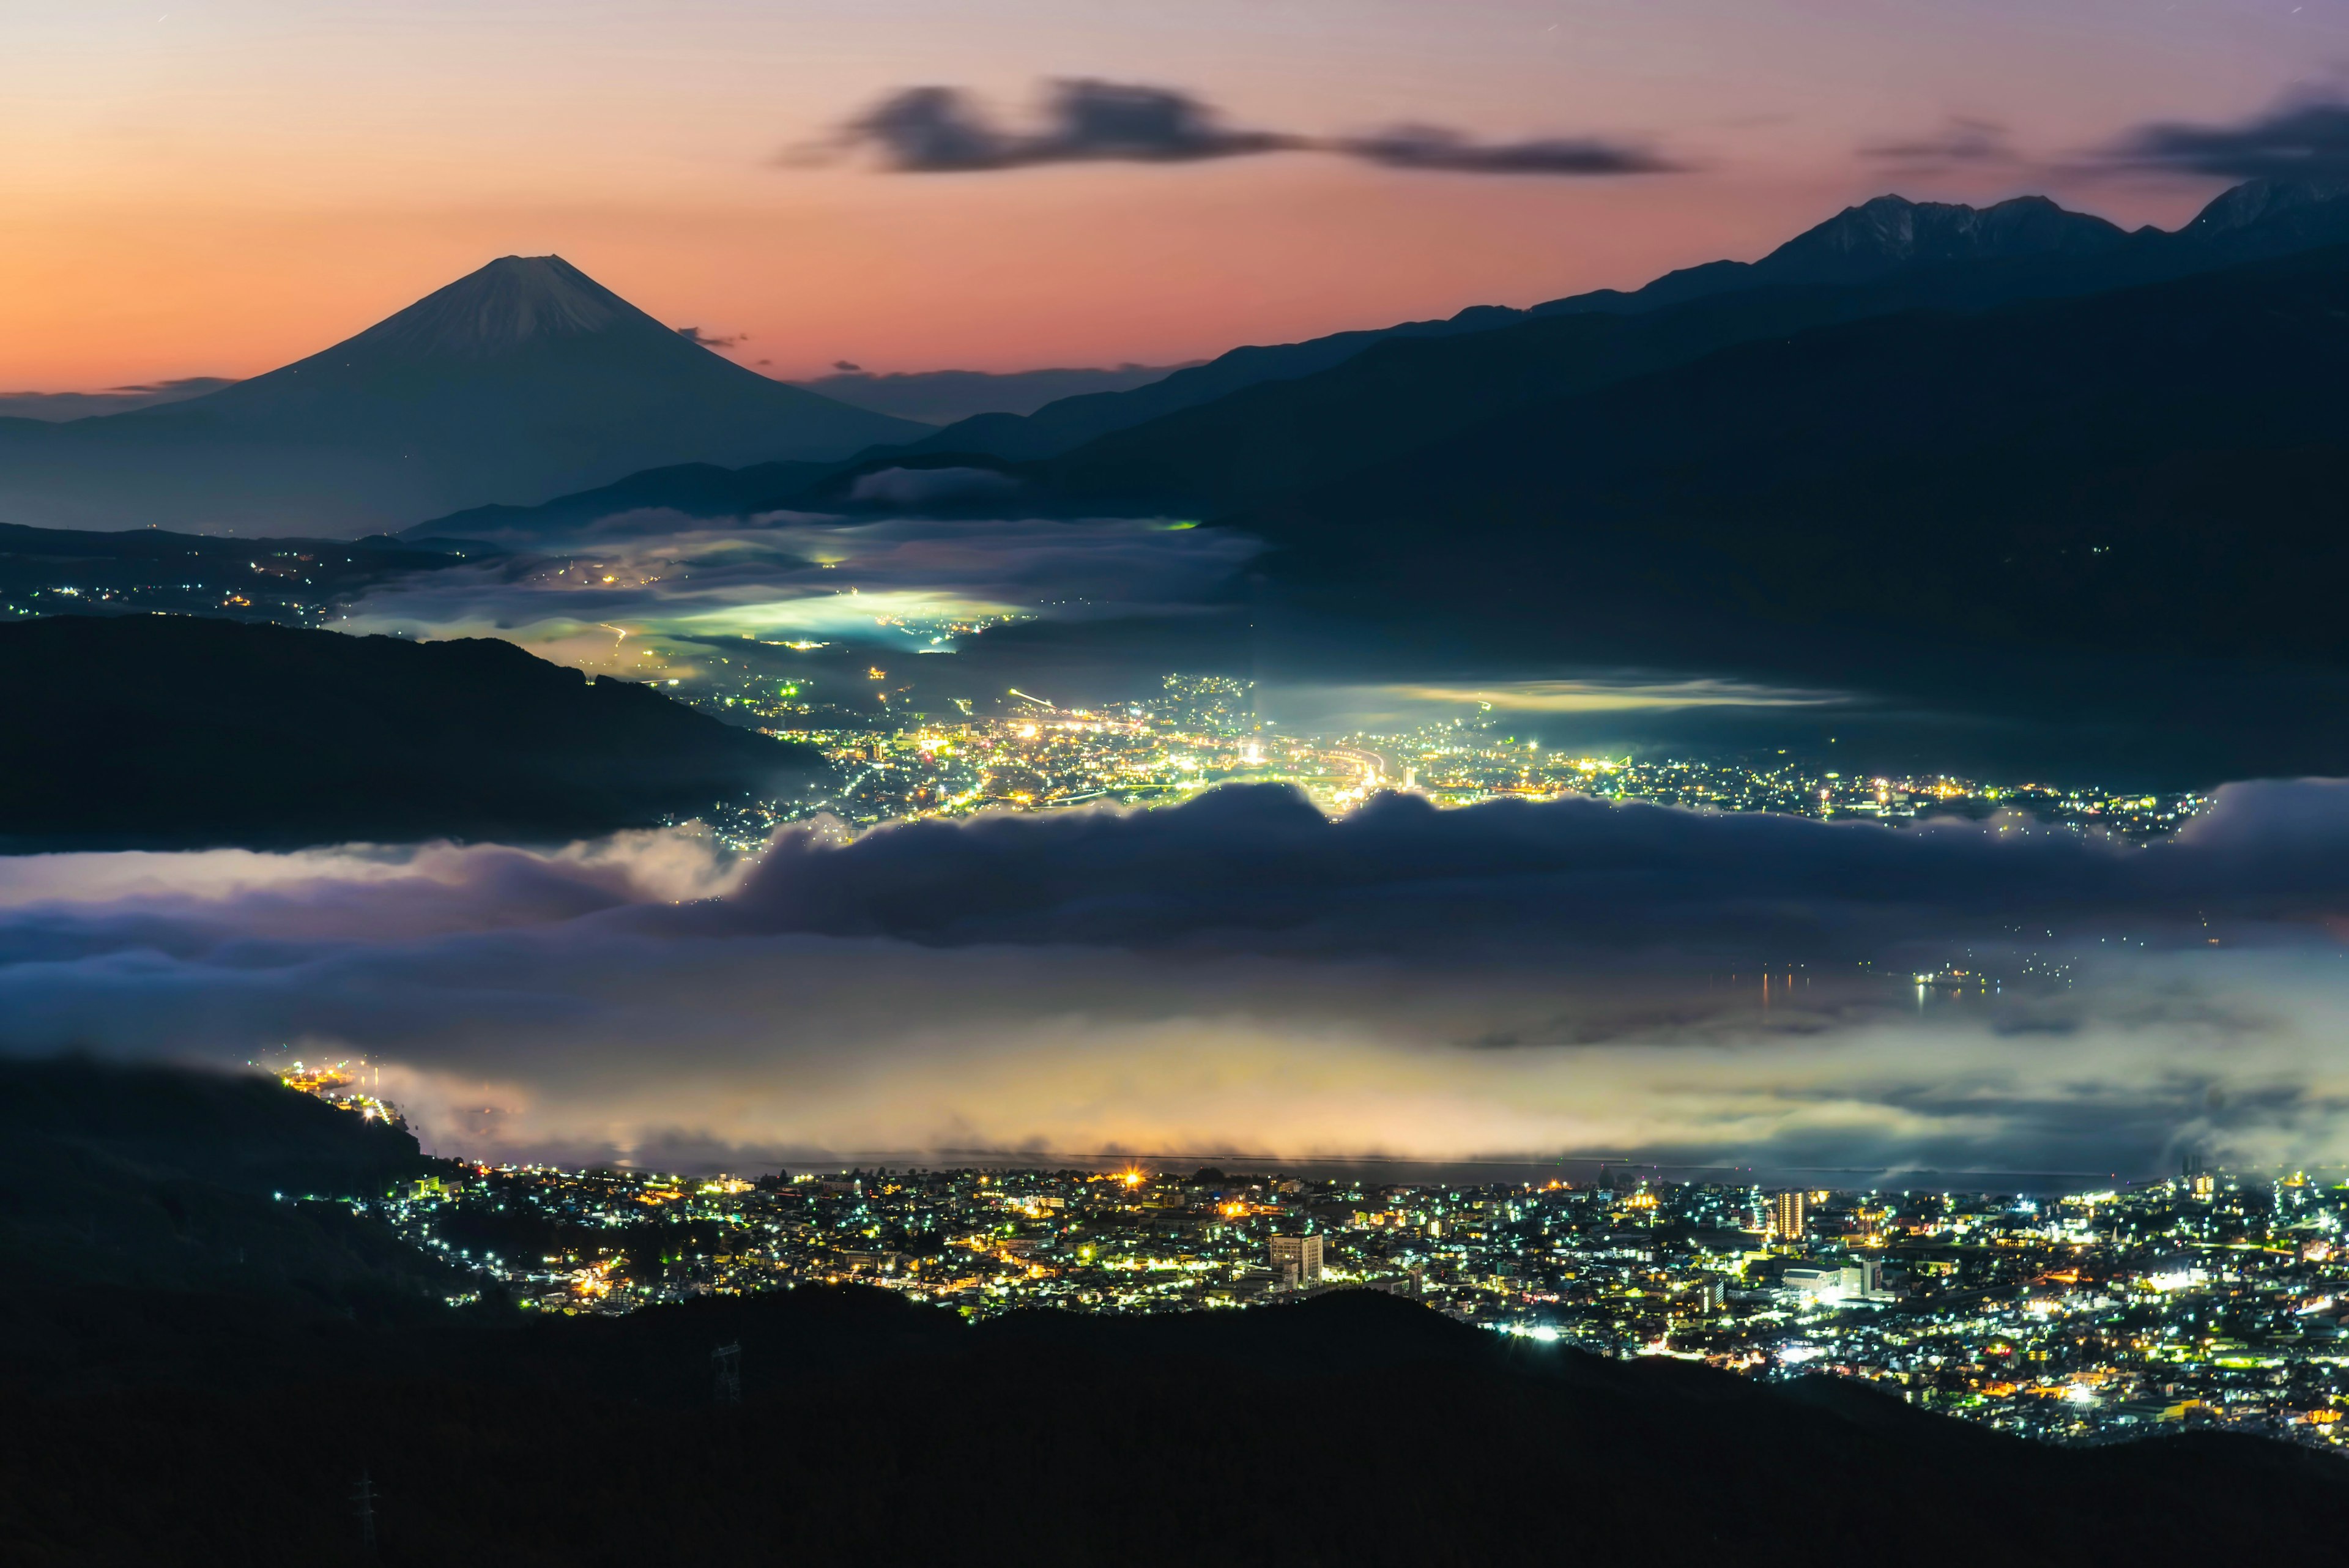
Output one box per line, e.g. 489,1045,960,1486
0,0,2334,390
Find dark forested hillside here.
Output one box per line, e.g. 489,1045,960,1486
1237,244,2349,670
0,1059,461,1395
6,1284,2347,1567
0,615,823,848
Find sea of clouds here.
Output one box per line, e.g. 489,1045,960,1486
5,781,2349,1181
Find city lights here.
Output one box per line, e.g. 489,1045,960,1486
292,1039,2348,1458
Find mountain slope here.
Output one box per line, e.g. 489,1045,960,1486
0,257,926,535
1024,266,2063,515
1012,180,2349,529
409,459,844,546
0,1058,445,1302
880,192,2161,465
9,1279,2348,1564
0,615,823,848
891,303,1534,463
792,363,1189,422
417,180,2349,547
1235,243,2349,670
399,236,2188,542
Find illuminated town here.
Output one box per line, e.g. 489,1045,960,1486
689,671,2205,845
273,1061,2347,1453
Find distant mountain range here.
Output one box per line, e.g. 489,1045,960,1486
1242,240,2349,669
791,362,1192,423
865,180,2349,468
414,181,2349,678
25,179,2349,680
0,256,925,535
0,615,823,849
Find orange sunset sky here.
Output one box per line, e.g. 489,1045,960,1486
0,0,2329,393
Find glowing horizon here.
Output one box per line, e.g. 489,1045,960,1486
1,0,2325,393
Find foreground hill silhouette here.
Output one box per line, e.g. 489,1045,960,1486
0,256,926,533
2,1058,2343,1567
0,615,820,849
0,1058,468,1407
0,1059,452,1343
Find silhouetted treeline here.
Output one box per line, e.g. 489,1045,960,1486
0,615,823,849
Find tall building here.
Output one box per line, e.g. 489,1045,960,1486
1783,1259,1887,1304
1770,1191,1806,1243
1269,1233,1324,1287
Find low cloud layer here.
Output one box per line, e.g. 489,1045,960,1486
2110,92,2349,181
3,782,2349,1179
0,377,237,423
335,512,1261,669
810,78,1676,177
661,779,2349,966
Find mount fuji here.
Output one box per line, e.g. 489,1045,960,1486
0,256,926,535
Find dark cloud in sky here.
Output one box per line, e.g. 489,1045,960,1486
674,326,744,349
836,80,1301,171
2109,93,2349,181
1861,116,2016,168
837,86,1015,171
1342,125,1676,175
814,78,1676,178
